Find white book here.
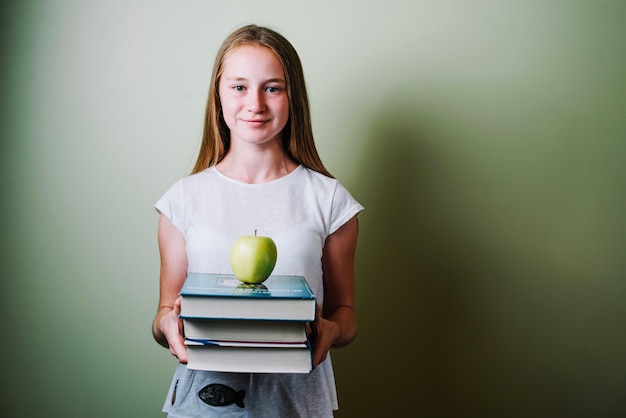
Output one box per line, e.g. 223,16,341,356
185,339,313,373
183,318,309,344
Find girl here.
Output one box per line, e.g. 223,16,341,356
152,24,363,417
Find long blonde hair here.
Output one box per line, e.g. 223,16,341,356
191,25,332,178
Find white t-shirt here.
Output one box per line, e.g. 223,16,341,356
155,165,363,417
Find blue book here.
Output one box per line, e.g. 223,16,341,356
179,273,316,321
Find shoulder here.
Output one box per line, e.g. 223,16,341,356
158,168,220,204
297,166,339,189
172,167,220,190
298,167,360,203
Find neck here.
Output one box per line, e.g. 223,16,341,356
216,145,298,184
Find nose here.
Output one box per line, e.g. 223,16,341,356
246,89,265,113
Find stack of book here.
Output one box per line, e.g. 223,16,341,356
179,273,316,373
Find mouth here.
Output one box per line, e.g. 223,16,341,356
243,119,269,127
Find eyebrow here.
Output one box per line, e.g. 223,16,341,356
225,77,286,84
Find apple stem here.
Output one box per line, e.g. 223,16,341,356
254,229,257,236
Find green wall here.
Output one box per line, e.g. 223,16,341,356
1,1,624,417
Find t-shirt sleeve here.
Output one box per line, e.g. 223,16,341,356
328,182,364,235
154,179,186,234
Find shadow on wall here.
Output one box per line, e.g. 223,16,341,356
333,97,487,417
332,93,626,418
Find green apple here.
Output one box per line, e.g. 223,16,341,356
229,230,277,284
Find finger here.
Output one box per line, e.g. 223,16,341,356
311,327,331,368
308,321,318,344
169,335,188,364
174,297,182,315
312,347,327,369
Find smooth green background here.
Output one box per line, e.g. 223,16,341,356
1,1,625,417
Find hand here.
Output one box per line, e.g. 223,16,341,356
159,297,188,363
309,304,341,369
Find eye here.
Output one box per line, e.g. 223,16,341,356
265,86,281,93
234,85,245,92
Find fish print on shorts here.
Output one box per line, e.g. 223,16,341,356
199,383,246,408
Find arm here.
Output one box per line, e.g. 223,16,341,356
152,213,189,363
311,215,360,367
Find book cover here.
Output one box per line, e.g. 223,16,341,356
181,273,315,299
179,273,316,321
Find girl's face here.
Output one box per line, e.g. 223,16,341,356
219,45,289,148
